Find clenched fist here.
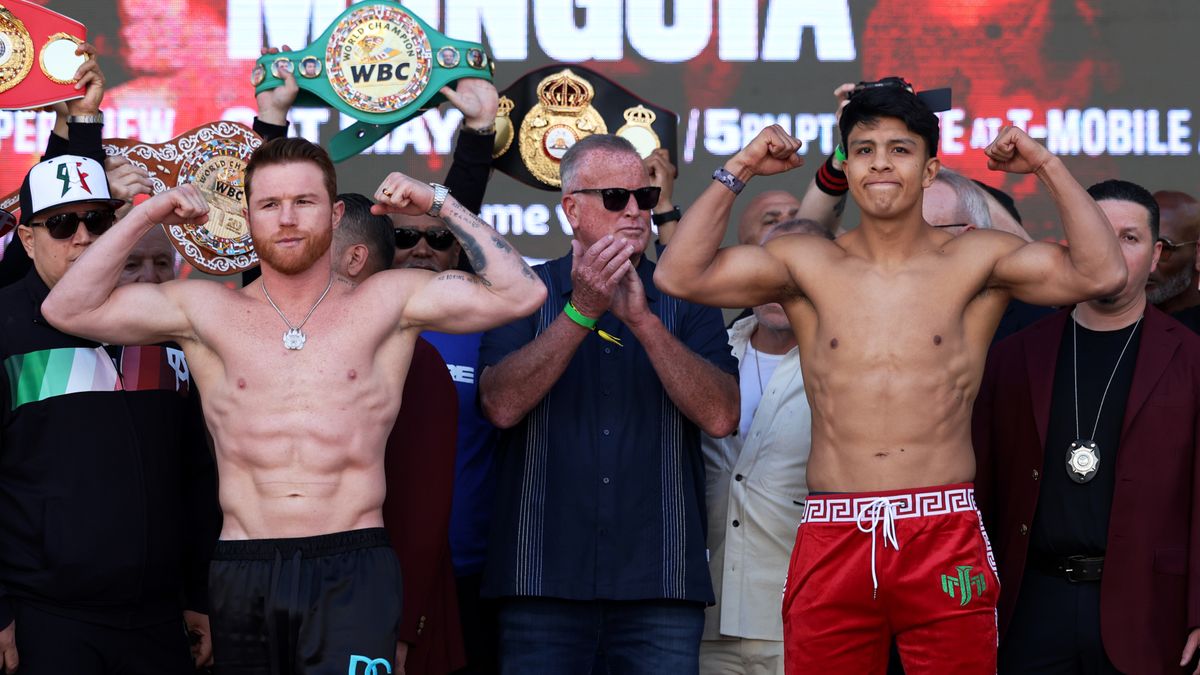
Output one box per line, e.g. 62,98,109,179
727,125,804,179
142,183,210,227
985,126,1054,175
371,173,435,217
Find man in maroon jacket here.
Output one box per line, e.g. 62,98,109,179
974,179,1200,674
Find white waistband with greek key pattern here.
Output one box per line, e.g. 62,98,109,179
802,487,976,524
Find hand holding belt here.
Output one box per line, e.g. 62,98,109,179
0,0,89,110
251,1,493,163
104,122,263,276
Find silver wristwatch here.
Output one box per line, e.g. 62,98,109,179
67,113,104,125
427,183,450,218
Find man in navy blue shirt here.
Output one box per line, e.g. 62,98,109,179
478,134,740,674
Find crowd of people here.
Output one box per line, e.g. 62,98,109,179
0,42,1198,675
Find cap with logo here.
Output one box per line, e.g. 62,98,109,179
18,154,124,225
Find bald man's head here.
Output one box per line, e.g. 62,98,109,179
119,226,176,286
1155,191,1200,240
1147,190,1200,308
736,190,801,245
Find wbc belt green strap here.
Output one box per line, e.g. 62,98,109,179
252,1,493,162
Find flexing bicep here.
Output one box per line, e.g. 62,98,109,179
376,268,525,334
991,240,1109,307
44,280,193,346
656,243,793,309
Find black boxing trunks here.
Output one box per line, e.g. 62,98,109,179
209,528,402,675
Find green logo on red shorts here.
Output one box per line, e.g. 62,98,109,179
940,565,987,606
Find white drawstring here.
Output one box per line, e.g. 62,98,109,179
856,498,900,599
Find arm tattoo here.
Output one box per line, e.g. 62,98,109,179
442,200,493,286
442,199,538,285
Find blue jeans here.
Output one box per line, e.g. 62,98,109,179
498,597,705,675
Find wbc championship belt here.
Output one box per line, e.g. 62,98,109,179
491,65,678,190
0,0,88,110
252,1,493,163
104,122,262,276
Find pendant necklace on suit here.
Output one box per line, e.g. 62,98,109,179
1067,311,1141,484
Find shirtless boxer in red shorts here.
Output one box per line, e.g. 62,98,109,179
655,84,1127,673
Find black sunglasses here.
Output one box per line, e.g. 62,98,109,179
394,227,456,251
31,209,116,239
571,187,661,212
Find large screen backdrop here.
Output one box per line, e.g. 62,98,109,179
2,0,1198,265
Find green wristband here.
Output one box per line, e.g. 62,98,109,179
834,144,847,163
563,301,598,330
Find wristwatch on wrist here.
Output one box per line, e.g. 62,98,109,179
652,206,682,225
460,120,496,135
427,183,450,218
67,113,104,125
712,167,746,195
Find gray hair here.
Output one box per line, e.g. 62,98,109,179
559,134,640,194
333,193,395,276
764,218,834,242
933,167,992,229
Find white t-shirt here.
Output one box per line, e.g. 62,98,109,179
738,343,785,439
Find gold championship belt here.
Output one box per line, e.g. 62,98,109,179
0,0,88,110
252,1,493,163
104,122,262,276
492,65,678,191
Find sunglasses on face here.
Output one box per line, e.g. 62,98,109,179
570,187,661,212
1157,236,1198,262
31,209,116,239
394,227,456,251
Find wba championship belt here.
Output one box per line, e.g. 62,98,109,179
492,65,678,190
252,1,493,163
104,122,262,276
0,0,88,110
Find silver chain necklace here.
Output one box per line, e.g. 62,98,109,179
261,274,335,350
1067,311,1141,483
752,343,765,396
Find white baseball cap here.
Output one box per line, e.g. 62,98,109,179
18,154,125,225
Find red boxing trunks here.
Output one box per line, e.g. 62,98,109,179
782,483,998,674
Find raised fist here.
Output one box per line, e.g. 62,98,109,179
147,183,210,226
729,125,804,178
985,126,1054,175
371,173,435,217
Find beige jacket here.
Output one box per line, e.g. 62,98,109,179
702,316,812,641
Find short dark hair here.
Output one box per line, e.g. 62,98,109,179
244,137,338,205
1087,179,1160,241
334,193,395,276
839,86,940,158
